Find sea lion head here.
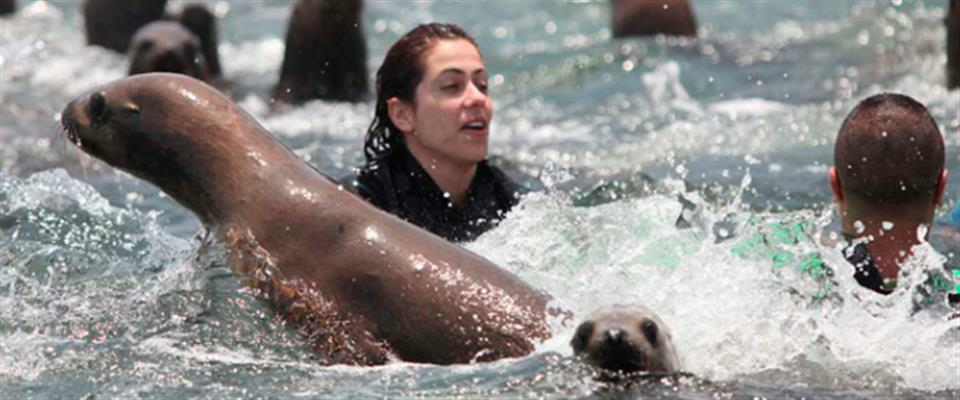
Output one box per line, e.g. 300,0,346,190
570,304,680,376
128,21,210,81
60,73,240,182
60,73,272,223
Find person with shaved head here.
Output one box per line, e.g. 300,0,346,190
829,93,949,295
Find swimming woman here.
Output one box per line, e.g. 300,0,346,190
350,23,526,242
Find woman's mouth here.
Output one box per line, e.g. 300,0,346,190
460,120,488,136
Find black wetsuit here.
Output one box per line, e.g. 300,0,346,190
349,147,526,243
842,240,894,294
843,239,959,306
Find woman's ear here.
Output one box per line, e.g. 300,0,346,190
387,97,415,135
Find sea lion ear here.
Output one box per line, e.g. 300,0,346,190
640,320,659,348
570,321,594,353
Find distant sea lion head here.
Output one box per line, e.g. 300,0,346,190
128,21,210,81
570,304,680,375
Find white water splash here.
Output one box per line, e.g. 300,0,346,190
471,188,959,390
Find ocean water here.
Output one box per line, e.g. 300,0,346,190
1,0,959,398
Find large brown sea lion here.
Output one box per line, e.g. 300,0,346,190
571,305,680,376
128,21,211,82
60,73,554,365
273,0,368,103
610,0,698,38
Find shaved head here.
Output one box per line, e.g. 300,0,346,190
835,93,945,204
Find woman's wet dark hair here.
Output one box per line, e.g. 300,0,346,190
363,23,479,164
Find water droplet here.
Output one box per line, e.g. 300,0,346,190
544,21,557,34
882,221,894,230
854,220,865,234
214,1,230,16
916,224,929,241
881,131,887,138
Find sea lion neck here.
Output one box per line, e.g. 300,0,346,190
144,109,332,230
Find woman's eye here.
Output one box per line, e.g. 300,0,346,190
442,83,459,92
476,81,488,93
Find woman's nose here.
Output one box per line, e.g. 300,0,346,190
463,82,487,107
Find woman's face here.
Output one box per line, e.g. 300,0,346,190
396,39,492,167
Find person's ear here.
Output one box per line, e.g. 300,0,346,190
933,169,948,206
829,167,844,203
387,97,415,135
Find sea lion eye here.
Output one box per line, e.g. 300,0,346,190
570,321,594,353
137,40,153,54
640,320,659,348
87,91,109,124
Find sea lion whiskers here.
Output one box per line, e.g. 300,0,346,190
58,103,97,178
58,105,79,145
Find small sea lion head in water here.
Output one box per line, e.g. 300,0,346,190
128,21,210,81
570,304,680,376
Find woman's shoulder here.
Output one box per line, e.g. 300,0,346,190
343,161,396,209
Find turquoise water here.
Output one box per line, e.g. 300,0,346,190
2,0,959,398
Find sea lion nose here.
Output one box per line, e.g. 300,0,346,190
603,328,624,346
88,91,108,123
155,50,185,73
